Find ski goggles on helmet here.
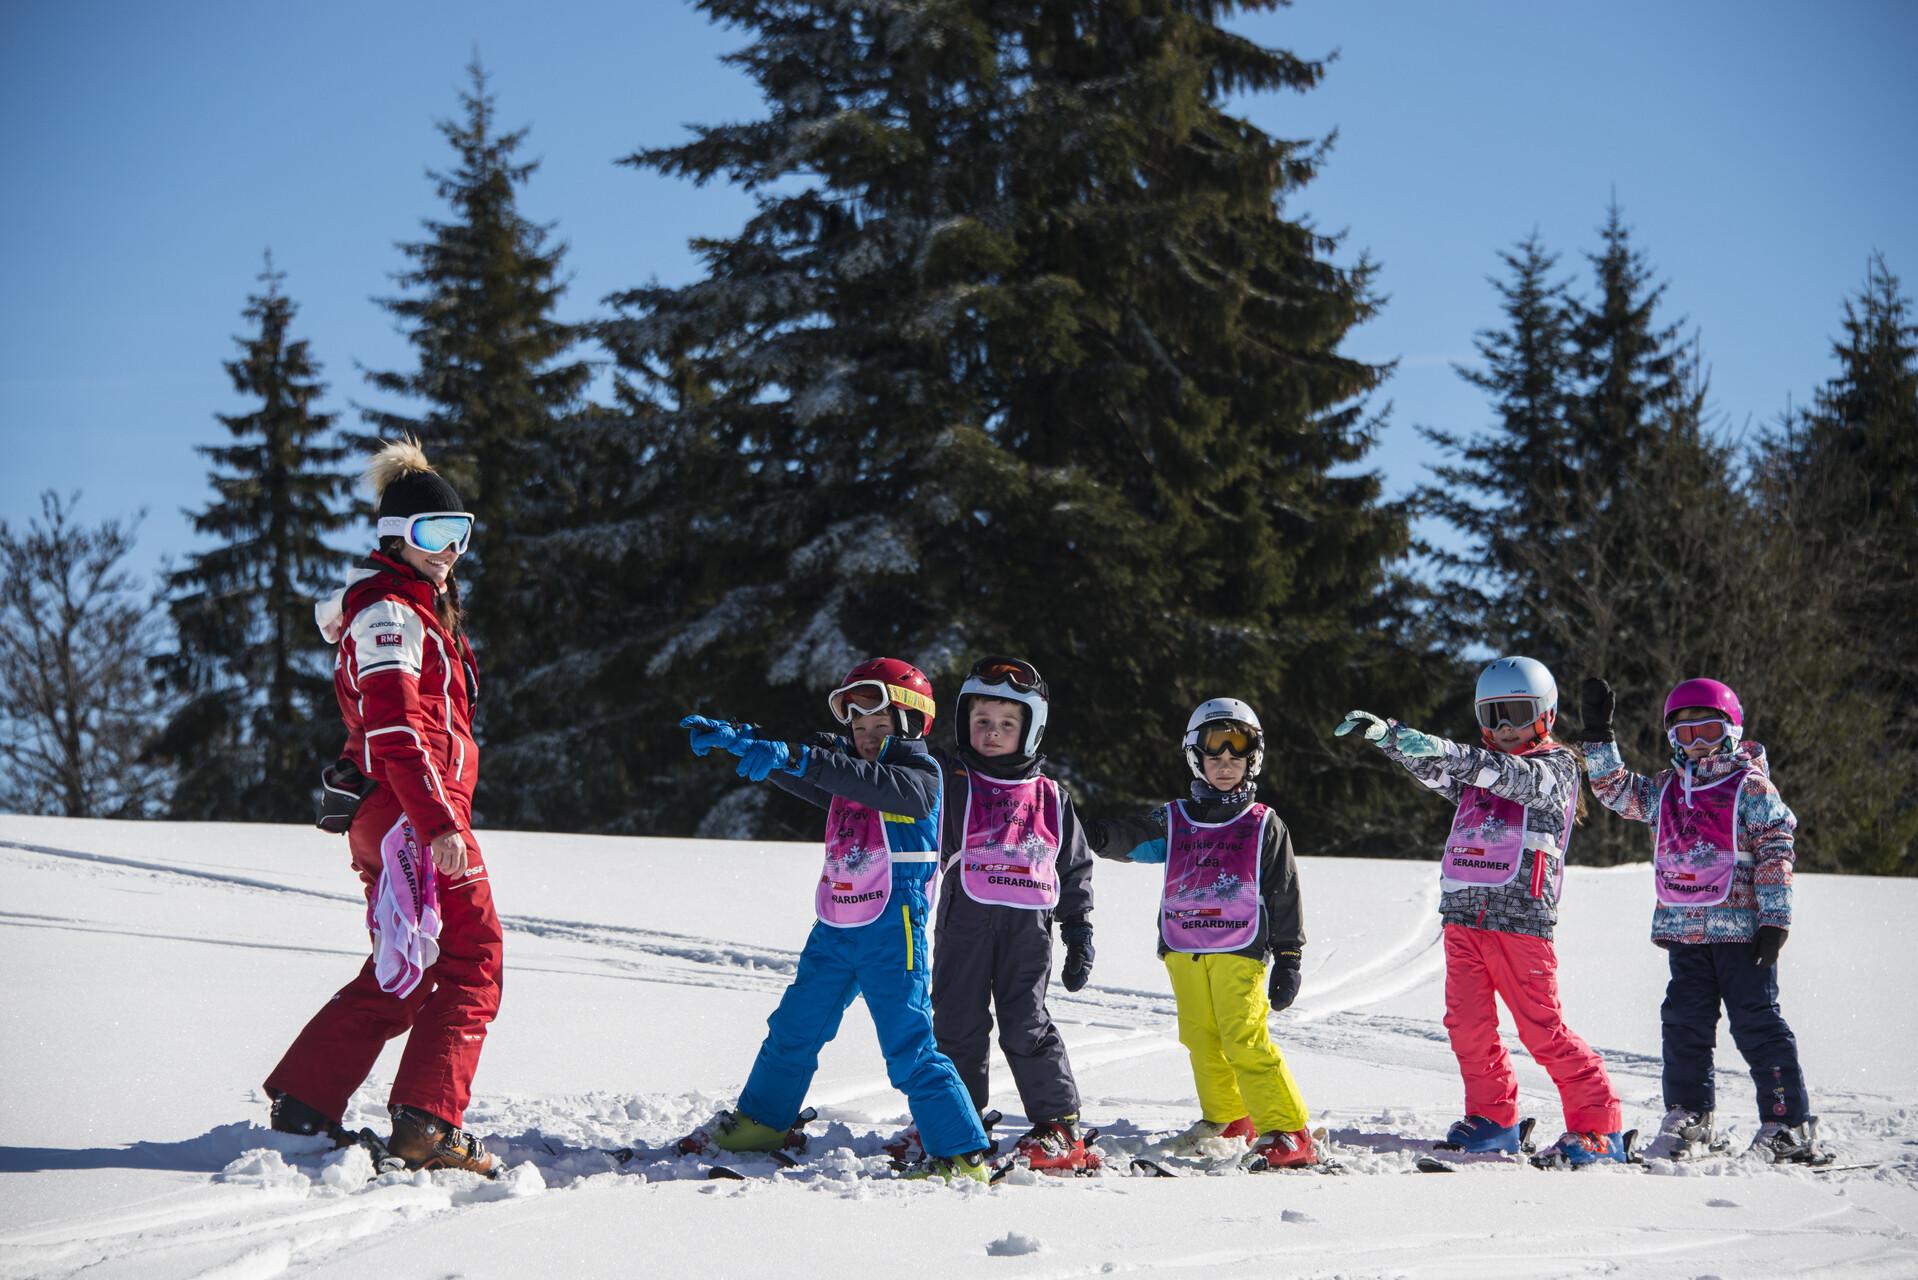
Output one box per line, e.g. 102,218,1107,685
967,655,1046,696
1667,717,1732,750
1475,697,1545,732
827,678,936,726
377,511,475,556
1193,721,1261,758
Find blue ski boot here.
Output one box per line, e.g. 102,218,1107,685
1532,1129,1635,1169
1437,1115,1532,1154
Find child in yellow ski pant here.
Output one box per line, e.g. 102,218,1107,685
1166,952,1308,1133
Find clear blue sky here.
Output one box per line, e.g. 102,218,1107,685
3,1,1914,588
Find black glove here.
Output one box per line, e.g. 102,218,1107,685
1267,951,1302,1011
1579,677,1616,743
1060,919,1095,992
1753,925,1788,967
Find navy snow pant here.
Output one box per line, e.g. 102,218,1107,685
931,892,1081,1123
1661,941,1808,1125
738,869,988,1159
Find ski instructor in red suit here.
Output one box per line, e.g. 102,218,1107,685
263,436,502,1177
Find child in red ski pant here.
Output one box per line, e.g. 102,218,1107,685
1338,656,1625,1167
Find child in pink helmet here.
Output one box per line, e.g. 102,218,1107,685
1577,675,1822,1164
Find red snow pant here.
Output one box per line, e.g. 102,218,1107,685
1442,924,1620,1134
264,799,502,1129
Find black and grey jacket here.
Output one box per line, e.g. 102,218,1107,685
1380,736,1581,941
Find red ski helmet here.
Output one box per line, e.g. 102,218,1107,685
828,657,936,739
1663,678,1742,728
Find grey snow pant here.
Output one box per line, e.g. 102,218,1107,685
931,891,1081,1122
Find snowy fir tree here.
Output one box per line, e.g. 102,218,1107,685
1424,210,1761,863
147,258,352,821
361,59,591,812
593,0,1439,845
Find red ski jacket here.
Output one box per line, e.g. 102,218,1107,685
316,553,479,842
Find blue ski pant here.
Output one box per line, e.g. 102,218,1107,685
739,871,989,1159
1661,941,1808,1125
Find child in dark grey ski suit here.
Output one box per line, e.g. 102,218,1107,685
930,657,1097,1173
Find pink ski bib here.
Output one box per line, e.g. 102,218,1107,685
1654,770,1745,907
958,773,1062,910
1161,802,1266,953
1440,786,1528,887
816,798,893,927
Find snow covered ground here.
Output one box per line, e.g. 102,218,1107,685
1,813,1913,1278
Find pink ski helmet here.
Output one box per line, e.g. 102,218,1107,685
1662,677,1742,728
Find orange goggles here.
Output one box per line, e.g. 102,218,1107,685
1195,722,1260,758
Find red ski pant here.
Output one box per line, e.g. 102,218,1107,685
264,803,502,1129
1442,925,1619,1134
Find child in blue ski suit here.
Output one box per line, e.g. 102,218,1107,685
679,656,992,1182
1577,675,1821,1163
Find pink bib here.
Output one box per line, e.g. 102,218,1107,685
816,798,893,927
1161,803,1266,953
1440,786,1527,887
1654,770,1744,907
957,773,1062,910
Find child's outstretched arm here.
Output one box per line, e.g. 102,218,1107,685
1081,807,1169,864
1575,677,1660,822
1336,710,1463,802
782,739,941,819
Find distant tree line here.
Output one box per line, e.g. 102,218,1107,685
1,7,1910,877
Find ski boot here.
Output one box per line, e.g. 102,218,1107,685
1531,1129,1635,1169
1748,1118,1832,1166
710,1111,792,1155
386,1104,501,1178
1437,1114,1532,1155
1012,1116,1100,1174
1166,1115,1256,1157
267,1090,353,1148
1647,1107,1729,1161
902,1149,992,1185
1246,1127,1317,1171
885,1108,1002,1165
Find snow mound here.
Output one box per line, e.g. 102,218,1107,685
986,1231,1045,1256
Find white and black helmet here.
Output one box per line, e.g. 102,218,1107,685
1183,697,1265,780
957,656,1050,758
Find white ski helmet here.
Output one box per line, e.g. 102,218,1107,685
1473,656,1558,749
957,656,1050,758
1183,697,1265,780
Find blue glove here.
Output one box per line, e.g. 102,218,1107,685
735,739,809,782
680,715,754,758
1334,710,1389,744
1386,722,1445,758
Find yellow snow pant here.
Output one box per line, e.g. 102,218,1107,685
1165,952,1309,1134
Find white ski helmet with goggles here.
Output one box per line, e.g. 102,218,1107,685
1184,698,1265,780
957,655,1049,758
1473,656,1558,750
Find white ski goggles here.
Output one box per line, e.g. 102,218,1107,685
377,511,474,555
1667,717,1732,750
826,678,935,726
1475,696,1546,731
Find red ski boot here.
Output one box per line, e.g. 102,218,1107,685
1247,1127,1317,1171
1013,1117,1101,1174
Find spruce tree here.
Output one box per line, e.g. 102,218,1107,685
1749,256,1918,874
596,1,1435,847
362,58,591,799
148,258,352,820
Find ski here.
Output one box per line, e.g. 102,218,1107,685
1418,1117,1537,1171
988,1126,1102,1183
1131,1128,1341,1176
1529,1128,1644,1170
